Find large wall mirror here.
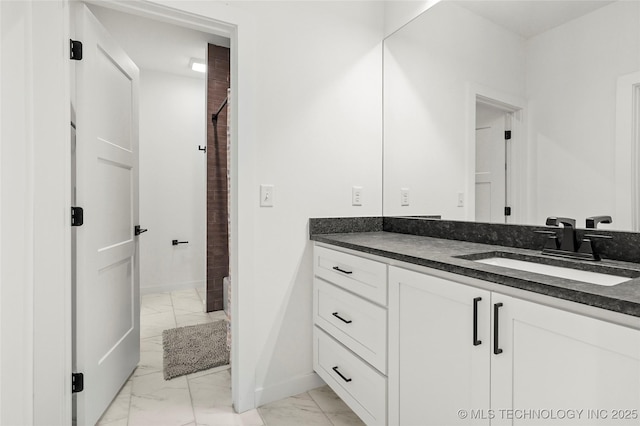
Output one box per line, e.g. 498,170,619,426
383,0,640,231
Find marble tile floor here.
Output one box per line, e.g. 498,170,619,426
98,288,364,426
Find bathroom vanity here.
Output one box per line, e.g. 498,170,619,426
310,218,640,426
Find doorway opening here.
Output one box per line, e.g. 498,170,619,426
470,92,524,224
71,3,236,422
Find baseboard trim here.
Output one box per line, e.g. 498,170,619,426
140,280,205,295
254,372,325,407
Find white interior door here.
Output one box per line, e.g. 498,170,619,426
475,102,506,223
73,4,140,425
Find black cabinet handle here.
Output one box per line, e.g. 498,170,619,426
172,240,189,246
332,366,352,383
332,312,353,324
473,297,482,346
332,266,353,275
494,302,503,355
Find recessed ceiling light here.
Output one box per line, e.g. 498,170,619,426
189,58,206,73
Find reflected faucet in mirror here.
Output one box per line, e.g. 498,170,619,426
537,216,613,261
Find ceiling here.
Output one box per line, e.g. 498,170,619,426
89,4,230,79
455,0,615,39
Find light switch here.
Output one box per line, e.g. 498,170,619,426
260,184,274,207
401,188,410,206
457,192,464,207
352,186,363,206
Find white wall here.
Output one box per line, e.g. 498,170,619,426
230,0,385,405
139,70,207,294
383,0,439,38
526,1,640,228
1,1,71,424
383,1,526,218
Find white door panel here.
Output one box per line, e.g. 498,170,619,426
74,4,140,425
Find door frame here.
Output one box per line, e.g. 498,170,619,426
466,84,525,224
80,0,254,412
11,0,254,423
615,71,640,231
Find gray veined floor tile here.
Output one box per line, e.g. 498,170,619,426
129,372,194,426
189,369,264,425
208,310,227,322
324,410,366,426
97,378,133,425
308,386,365,426
186,364,230,381
257,392,333,426
171,288,202,300
175,311,213,327
172,297,206,316
141,292,173,316
140,310,176,339
102,289,363,426
134,335,164,377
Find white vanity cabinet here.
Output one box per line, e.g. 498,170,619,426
388,267,492,426
313,245,388,425
491,293,640,426
389,266,640,426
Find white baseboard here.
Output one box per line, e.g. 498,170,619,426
254,372,326,407
140,280,205,296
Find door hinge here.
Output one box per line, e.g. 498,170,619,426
505,130,512,140
72,373,84,393
71,207,84,226
70,39,83,61
504,206,512,216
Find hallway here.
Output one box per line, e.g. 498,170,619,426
97,289,364,426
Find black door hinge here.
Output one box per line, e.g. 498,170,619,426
70,39,83,60
71,207,84,226
504,206,512,216
505,130,512,140
72,373,84,393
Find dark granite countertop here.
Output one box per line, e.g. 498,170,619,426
311,231,640,318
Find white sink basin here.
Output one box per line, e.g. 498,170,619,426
475,257,631,286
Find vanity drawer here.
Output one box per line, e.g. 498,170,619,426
314,245,387,305
314,278,387,373
314,327,387,425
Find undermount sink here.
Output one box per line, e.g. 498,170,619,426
473,256,633,286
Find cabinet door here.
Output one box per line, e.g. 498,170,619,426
389,267,491,426
491,294,640,426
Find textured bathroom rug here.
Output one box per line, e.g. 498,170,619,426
162,320,229,380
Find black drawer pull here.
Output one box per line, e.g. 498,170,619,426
332,266,353,275
332,366,352,383
473,297,482,346
494,302,503,355
332,312,353,324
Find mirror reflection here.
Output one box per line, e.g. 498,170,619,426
383,0,640,231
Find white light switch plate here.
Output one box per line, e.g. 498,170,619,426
260,184,274,207
352,186,363,206
401,188,410,206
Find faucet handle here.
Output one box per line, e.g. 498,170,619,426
579,234,613,261
545,216,576,228
586,216,612,229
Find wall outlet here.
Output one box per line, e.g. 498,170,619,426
401,188,410,206
457,192,464,207
260,184,274,207
352,186,363,206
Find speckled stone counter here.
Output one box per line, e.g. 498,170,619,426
310,230,640,319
